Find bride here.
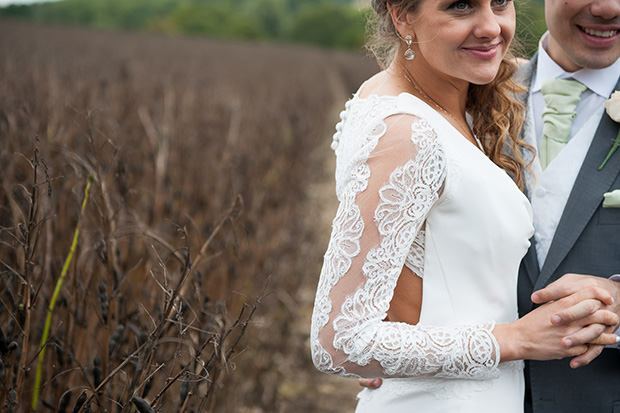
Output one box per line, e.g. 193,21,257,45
310,0,619,411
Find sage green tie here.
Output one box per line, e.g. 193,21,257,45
539,78,587,169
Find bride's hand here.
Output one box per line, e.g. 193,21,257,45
529,273,620,367
494,287,619,364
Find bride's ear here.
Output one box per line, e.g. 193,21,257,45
387,3,415,40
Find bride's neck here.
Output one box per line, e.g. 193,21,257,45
390,61,469,118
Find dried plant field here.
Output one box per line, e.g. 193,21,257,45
0,21,377,412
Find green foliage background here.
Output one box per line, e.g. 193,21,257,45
1,0,546,54
514,0,547,57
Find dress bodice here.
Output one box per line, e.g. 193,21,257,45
310,90,534,407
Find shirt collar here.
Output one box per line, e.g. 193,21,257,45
532,31,620,99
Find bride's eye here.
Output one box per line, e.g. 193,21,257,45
448,0,471,11
493,0,512,7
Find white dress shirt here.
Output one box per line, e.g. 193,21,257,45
526,32,620,268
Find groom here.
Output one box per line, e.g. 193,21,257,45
360,0,620,412
515,0,620,411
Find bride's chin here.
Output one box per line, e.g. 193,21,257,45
466,70,502,86
460,60,505,85
469,77,498,86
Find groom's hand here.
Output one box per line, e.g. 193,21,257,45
532,273,620,367
532,273,620,327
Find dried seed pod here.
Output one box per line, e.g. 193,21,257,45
180,379,189,405
6,389,17,413
6,319,14,340
58,390,71,413
109,324,125,356
12,341,21,375
16,306,25,329
196,270,204,291
113,269,121,289
18,223,26,240
93,355,102,388
98,281,109,324
132,396,154,413
72,391,87,413
141,376,153,398
0,326,7,354
97,239,108,265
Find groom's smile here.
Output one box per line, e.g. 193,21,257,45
545,0,620,71
580,26,618,38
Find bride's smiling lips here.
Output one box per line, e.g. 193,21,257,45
461,43,501,60
578,24,620,47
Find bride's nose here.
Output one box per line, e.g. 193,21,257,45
473,6,502,38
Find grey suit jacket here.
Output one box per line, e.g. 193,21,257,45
517,56,620,413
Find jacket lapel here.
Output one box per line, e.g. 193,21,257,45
534,76,620,290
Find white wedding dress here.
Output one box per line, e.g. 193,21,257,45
310,87,534,412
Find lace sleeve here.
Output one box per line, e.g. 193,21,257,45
310,113,500,380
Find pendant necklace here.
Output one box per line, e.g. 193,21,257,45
399,67,481,150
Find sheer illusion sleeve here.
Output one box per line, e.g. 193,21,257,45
310,112,500,380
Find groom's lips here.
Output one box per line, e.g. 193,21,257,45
578,25,620,47
462,43,501,60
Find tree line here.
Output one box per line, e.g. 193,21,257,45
0,0,546,54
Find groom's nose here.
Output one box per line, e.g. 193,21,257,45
589,0,620,21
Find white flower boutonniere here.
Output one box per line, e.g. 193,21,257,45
598,91,620,170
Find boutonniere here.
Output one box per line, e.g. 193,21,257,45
598,91,620,170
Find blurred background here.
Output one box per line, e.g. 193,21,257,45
0,1,546,411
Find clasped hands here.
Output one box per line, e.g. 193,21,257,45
359,273,620,389
527,273,620,368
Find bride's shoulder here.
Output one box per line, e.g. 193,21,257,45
347,97,439,141
354,79,437,121
357,71,400,99
338,72,444,145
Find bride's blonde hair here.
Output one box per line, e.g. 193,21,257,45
367,0,533,189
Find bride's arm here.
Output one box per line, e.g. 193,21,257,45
312,111,620,382
311,113,502,380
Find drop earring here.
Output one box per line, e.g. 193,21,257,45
404,34,415,60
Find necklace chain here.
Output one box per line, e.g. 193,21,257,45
399,68,474,141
